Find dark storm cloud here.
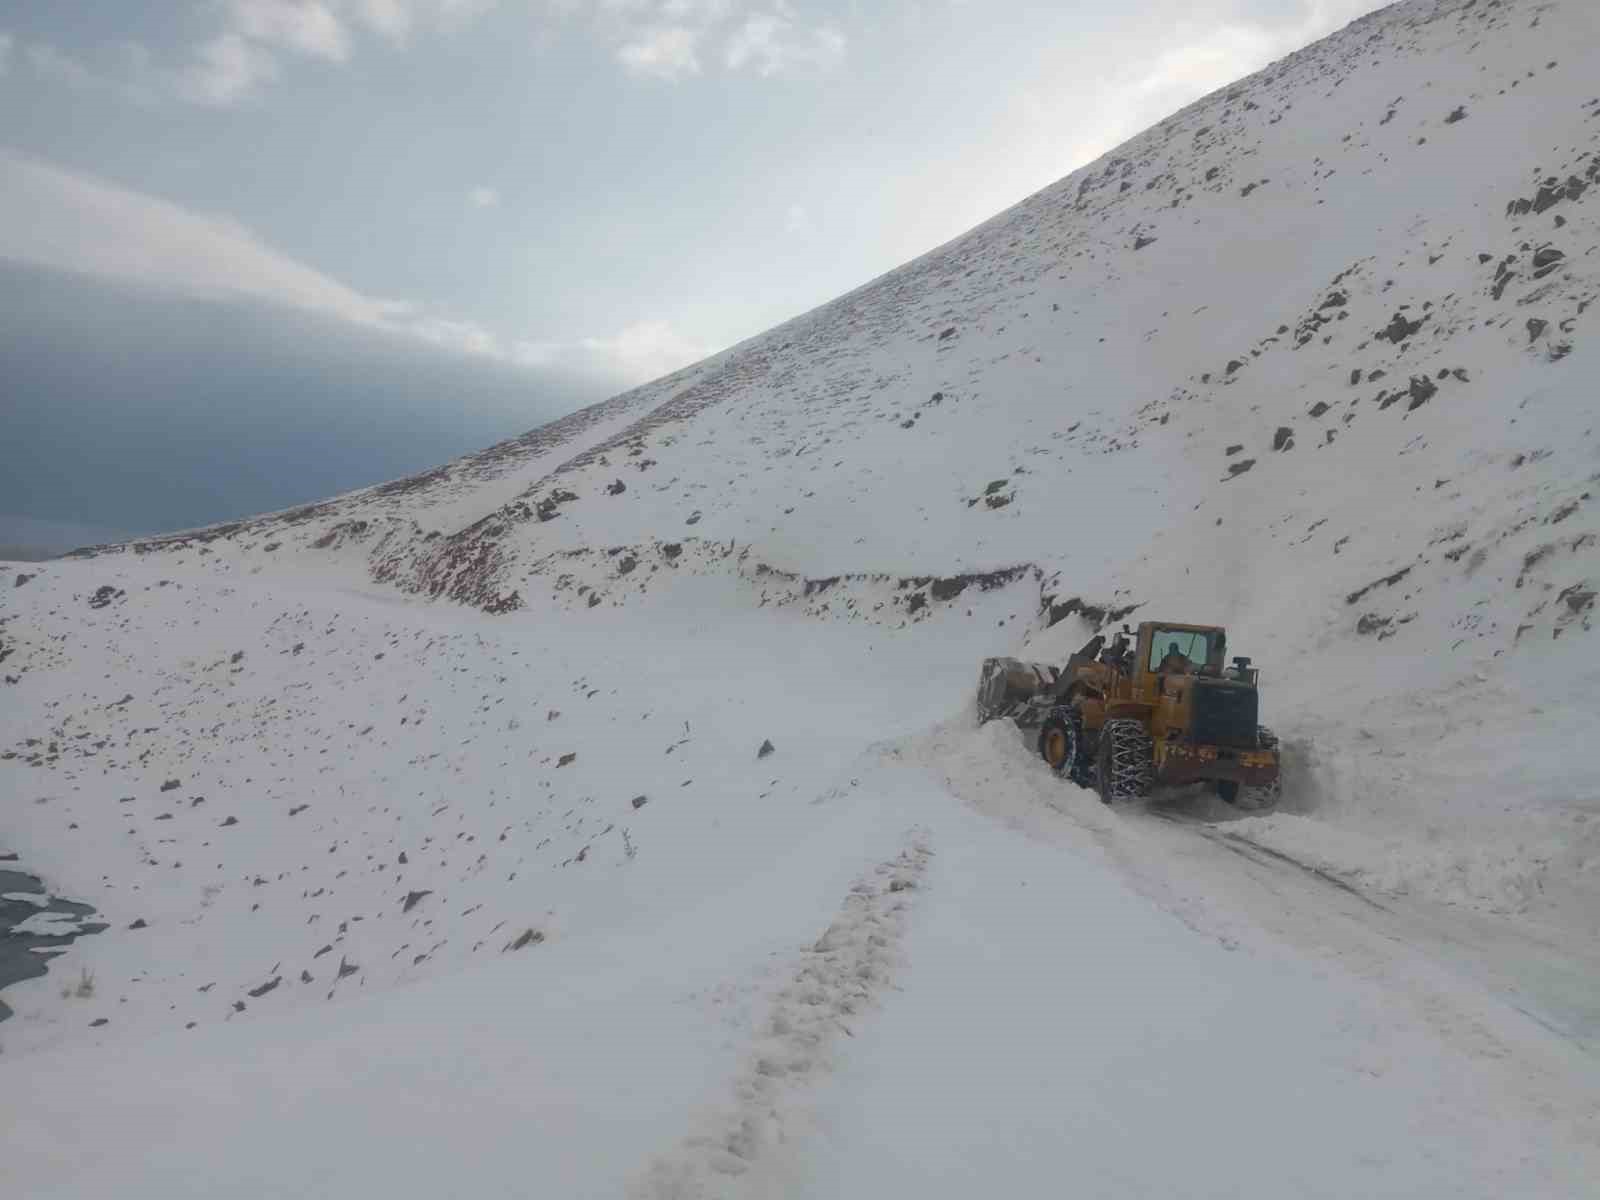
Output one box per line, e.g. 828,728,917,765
0,263,608,552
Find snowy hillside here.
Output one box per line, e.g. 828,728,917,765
4,0,1599,1196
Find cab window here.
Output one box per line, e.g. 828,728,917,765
1149,628,1213,671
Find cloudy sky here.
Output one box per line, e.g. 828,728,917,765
1,0,1384,554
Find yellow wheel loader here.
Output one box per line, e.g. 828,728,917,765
976,621,1281,810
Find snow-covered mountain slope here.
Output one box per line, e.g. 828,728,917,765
4,1,1599,1196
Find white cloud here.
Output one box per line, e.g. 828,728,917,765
783,202,810,234
617,26,701,79
469,185,501,208
725,12,843,76
0,151,708,387
516,319,714,385
0,150,396,325
180,33,283,106
230,0,351,62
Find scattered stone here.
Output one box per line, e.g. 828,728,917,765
1224,444,1244,456
90,1018,109,1027
1225,359,1244,375
1527,317,1548,343
1134,235,1158,251
631,795,648,809
128,918,147,930
984,479,1009,495
1309,401,1331,418
758,738,776,759
247,976,281,998
506,928,544,952
1356,614,1393,636
220,816,239,828
87,585,123,610
1444,105,1467,124
402,890,432,914
1273,427,1295,451
617,556,637,575
14,574,34,588
1349,369,1362,386
337,956,358,979
1407,375,1439,411
606,479,627,496
300,969,313,984
557,752,577,768
1225,458,1257,478
938,327,957,341
160,780,181,792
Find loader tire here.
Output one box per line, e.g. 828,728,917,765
1038,711,1084,779
1096,718,1154,804
1232,779,1281,812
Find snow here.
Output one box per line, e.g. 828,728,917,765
4,0,1599,1194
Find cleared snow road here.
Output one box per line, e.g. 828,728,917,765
783,721,1600,1200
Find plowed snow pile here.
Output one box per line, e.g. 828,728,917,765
3,1,1598,1196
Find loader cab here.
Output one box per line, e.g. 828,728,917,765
1132,622,1227,701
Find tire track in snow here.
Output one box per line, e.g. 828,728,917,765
632,831,933,1199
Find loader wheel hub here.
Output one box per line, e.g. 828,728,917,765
1044,730,1067,766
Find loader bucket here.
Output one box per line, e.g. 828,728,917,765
975,657,1057,724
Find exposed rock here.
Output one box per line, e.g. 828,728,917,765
1134,235,1158,251
1378,311,1424,343
160,779,181,792
1356,613,1393,636
1225,359,1244,375
337,956,358,979
1532,247,1566,279
758,738,776,759
220,816,239,828
402,889,432,914
1559,585,1596,614
1224,444,1244,456
1309,401,1331,418
1443,105,1467,124
617,556,637,575
247,976,281,998
1347,565,1413,605
128,918,147,930
506,928,544,952
1273,427,1295,451
1225,458,1257,478
606,479,627,496
1349,369,1362,386
984,479,1010,495
14,574,34,588
1407,375,1439,410
87,585,123,610
631,795,648,809
557,752,577,768
1527,317,1548,343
